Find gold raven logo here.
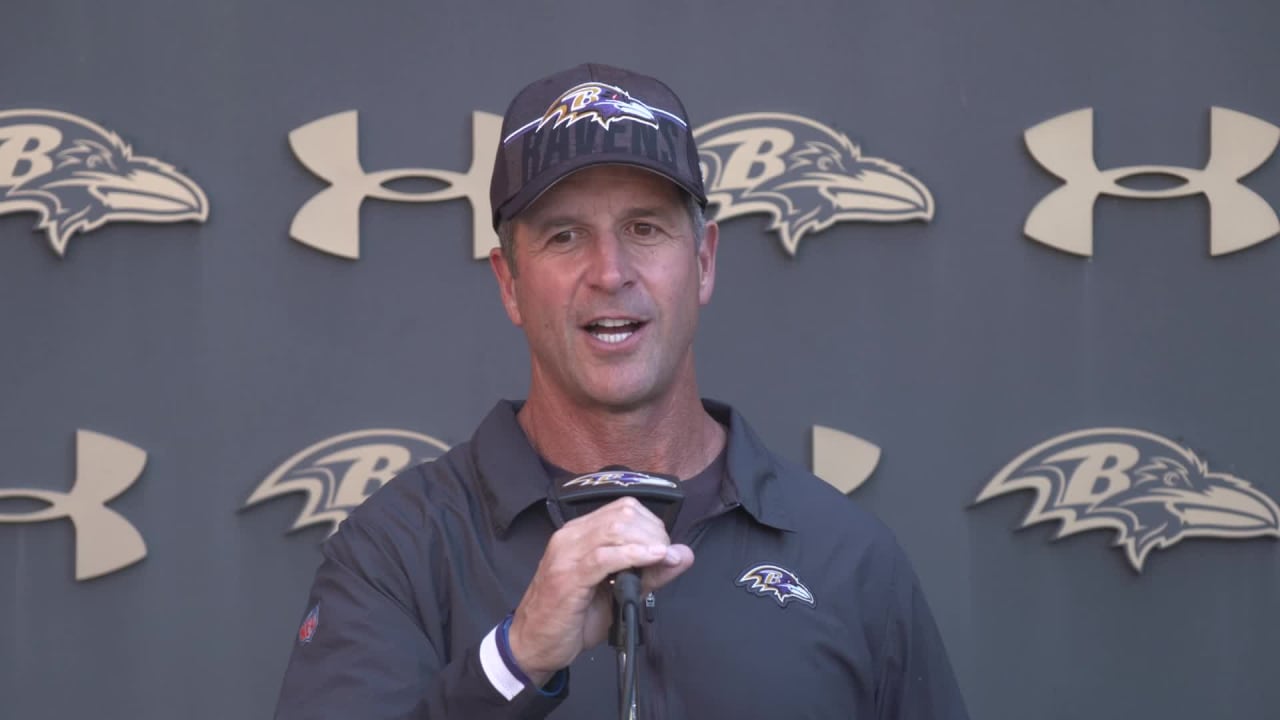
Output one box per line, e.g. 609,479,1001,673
0,109,208,256
694,113,933,256
244,429,449,538
975,428,1280,572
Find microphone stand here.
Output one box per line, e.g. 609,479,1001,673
611,571,643,720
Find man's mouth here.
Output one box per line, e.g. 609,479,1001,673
583,318,645,344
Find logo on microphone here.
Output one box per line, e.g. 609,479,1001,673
1024,107,1280,256
974,428,1280,572
736,563,815,607
0,109,208,257
562,470,678,489
244,429,450,538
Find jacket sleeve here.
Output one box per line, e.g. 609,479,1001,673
273,514,567,719
874,546,971,720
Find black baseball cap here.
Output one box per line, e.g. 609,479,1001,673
489,63,707,230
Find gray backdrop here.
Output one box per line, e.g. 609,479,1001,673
3,1,1278,718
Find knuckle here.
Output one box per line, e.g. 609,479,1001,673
545,528,570,553
591,546,613,566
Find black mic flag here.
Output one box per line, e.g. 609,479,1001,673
554,466,684,533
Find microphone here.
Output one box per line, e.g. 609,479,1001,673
555,466,684,535
553,466,683,720
554,466,684,624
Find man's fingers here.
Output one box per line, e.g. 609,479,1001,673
582,543,671,581
559,498,671,557
509,496,688,681
567,497,666,540
641,544,695,593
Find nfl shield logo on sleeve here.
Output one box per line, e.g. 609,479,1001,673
298,604,320,645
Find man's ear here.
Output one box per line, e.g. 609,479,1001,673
489,247,523,326
697,221,718,305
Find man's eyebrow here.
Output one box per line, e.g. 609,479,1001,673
527,214,578,234
618,206,674,222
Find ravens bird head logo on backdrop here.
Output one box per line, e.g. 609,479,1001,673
975,428,1280,572
0,109,208,256
694,112,933,256
244,429,449,538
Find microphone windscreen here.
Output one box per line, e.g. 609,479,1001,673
554,466,683,534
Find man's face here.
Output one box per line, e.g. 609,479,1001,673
490,164,718,413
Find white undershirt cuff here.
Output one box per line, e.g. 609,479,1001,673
479,624,525,701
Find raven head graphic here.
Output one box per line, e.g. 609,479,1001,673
562,470,678,489
975,428,1280,572
537,82,658,131
504,82,684,143
243,430,449,537
736,563,815,607
0,110,208,256
695,112,933,256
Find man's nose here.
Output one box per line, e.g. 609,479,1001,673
586,232,633,291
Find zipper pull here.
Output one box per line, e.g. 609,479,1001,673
644,592,656,622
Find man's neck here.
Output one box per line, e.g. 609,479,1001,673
516,389,726,481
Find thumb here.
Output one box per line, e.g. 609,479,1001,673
641,544,694,594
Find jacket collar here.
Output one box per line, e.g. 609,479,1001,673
706,399,795,533
471,399,796,537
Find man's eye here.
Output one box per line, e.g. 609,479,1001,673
548,230,577,245
631,222,656,237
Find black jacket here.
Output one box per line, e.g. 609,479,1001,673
275,400,969,719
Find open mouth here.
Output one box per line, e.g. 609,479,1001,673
583,318,645,344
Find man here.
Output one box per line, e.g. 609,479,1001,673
275,63,969,719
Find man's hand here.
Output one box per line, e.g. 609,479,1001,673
507,496,695,686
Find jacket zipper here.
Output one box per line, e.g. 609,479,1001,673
642,590,662,720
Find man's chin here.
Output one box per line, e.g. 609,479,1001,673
574,378,663,414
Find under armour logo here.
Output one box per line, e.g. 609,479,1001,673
0,430,148,580
1024,107,1280,256
811,425,880,494
289,110,501,260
